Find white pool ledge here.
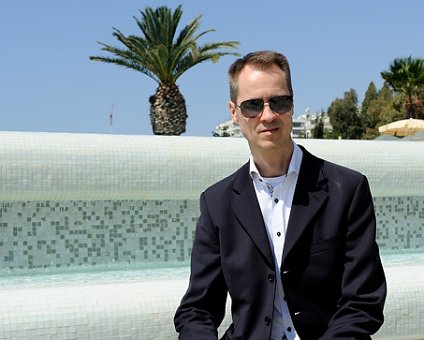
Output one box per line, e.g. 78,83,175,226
0,263,422,340
1,131,423,200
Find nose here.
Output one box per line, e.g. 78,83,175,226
260,103,277,122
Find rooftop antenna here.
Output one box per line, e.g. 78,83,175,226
109,104,114,134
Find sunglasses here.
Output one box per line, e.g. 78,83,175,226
233,95,293,118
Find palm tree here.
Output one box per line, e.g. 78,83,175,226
381,56,424,119
90,5,239,135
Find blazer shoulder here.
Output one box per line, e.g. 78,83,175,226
322,158,364,180
300,145,364,180
298,145,369,197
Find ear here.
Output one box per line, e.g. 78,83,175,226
229,101,239,124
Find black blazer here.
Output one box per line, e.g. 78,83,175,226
174,146,386,340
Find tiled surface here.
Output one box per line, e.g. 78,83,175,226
0,132,250,201
0,200,198,272
0,274,190,340
0,132,423,339
374,264,424,339
0,132,423,272
0,196,423,272
374,196,424,251
0,261,422,340
0,132,423,200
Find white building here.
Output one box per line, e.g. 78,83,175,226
292,119,306,138
214,119,243,137
293,109,332,138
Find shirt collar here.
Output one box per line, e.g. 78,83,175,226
249,141,303,180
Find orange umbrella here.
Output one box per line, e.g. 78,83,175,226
378,118,424,137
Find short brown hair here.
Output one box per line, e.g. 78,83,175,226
228,50,293,102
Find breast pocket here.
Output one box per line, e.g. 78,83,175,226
310,236,339,255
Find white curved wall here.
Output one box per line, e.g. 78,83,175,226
0,131,423,339
0,132,249,201
0,131,422,200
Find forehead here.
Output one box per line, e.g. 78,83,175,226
236,64,289,99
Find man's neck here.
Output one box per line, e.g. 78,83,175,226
251,143,294,178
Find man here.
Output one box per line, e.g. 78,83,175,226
174,51,386,339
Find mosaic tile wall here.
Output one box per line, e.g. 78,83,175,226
0,196,423,272
0,199,198,272
374,196,424,251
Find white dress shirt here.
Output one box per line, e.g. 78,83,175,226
250,141,303,340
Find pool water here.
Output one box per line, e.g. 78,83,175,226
0,263,189,288
0,250,422,289
380,249,424,266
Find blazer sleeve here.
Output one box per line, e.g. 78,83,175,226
174,192,228,340
320,175,387,339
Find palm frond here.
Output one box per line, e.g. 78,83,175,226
89,55,158,83
90,5,239,84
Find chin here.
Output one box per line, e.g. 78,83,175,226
257,136,291,150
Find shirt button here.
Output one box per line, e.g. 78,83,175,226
277,232,281,237
264,317,271,326
274,198,279,203
287,327,292,332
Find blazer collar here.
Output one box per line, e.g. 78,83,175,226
231,162,274,268
283,145,329,259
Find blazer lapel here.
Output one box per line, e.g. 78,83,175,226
231,163,274,268
283,148,329,259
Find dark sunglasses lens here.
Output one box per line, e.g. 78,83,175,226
240,99,264,117
269,96,293,113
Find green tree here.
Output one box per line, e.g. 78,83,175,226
90,5,239,135
381,56,424,119
327,89,363,139
312,116,324,139
360,82,378,127
374,83,404,124
360,82,379,139
361,83,403,139
419,90,424,119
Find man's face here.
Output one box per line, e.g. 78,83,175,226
229,64,293,154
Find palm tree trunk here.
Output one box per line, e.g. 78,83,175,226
150,83,187,135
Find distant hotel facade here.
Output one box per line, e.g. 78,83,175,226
214,110,332,138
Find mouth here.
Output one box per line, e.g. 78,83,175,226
260,127,279,134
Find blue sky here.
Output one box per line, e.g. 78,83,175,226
1,1,423,136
